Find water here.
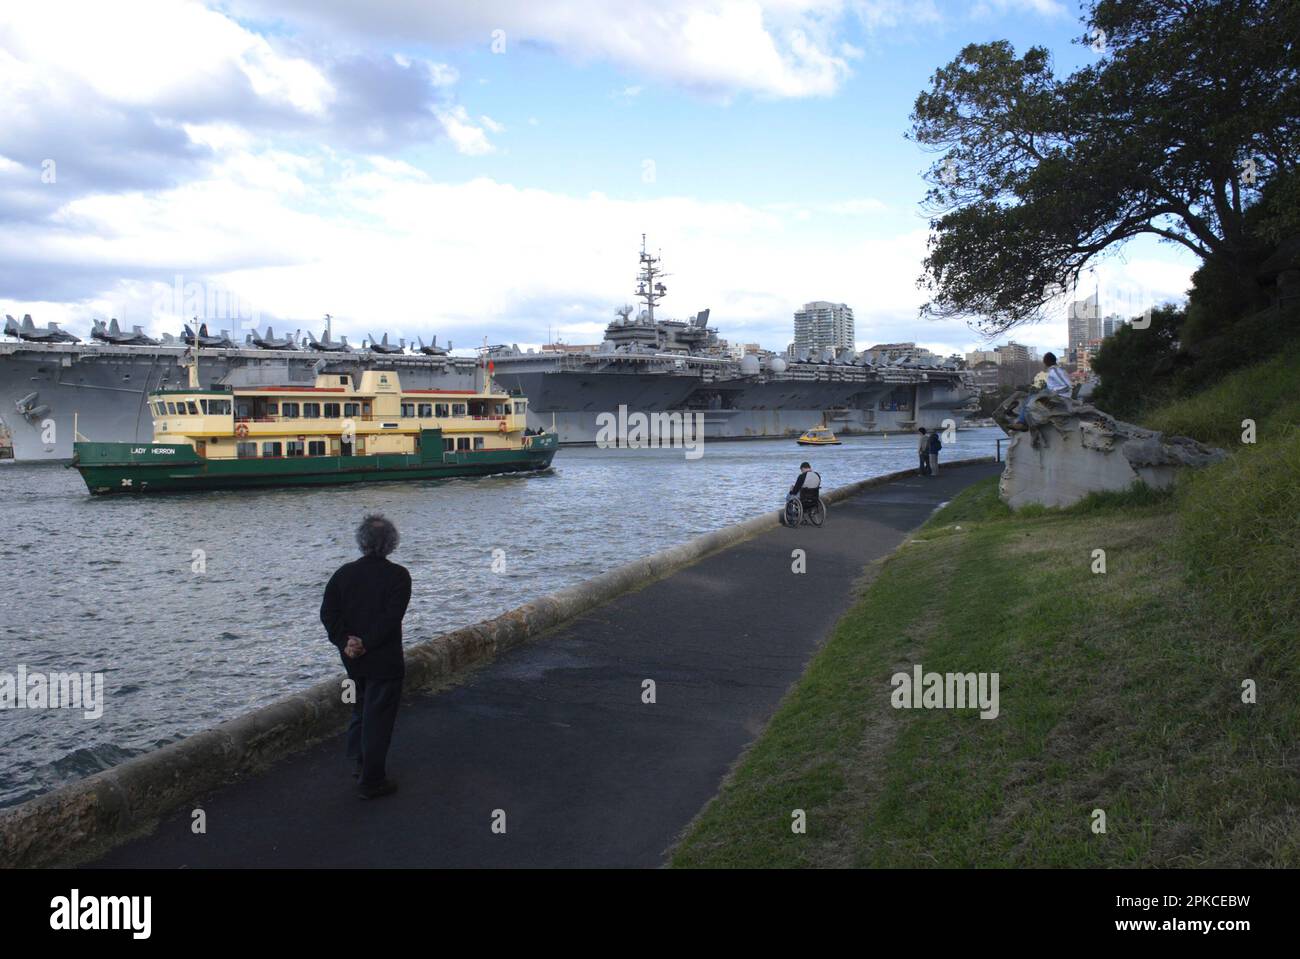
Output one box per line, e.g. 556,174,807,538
0,428,1002,806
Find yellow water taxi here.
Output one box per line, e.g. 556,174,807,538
797,425,841,446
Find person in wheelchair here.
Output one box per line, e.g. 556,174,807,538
789,461,821,511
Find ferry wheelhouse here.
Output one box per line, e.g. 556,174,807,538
71,362,557,494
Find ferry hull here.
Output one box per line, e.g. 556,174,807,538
73,438,558,495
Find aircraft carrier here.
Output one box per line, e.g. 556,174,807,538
0,242,976,462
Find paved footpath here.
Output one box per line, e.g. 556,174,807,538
95,463,1000,868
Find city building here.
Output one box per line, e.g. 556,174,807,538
1068,293,1101,364
969,360,1001,394
1102,315,1126,338
727,341,762,360
862,342,941,365
793,301,855,354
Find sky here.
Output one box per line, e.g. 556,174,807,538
0,0,1198,359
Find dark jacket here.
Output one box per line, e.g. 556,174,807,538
320,555,412,679
928,432,942,454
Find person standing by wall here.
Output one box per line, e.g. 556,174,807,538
928,429,943,474
320,514,412,799
917,427,931,476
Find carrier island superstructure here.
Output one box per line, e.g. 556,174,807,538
0,242,976,462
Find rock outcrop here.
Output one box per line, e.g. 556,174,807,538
993,391,1226,509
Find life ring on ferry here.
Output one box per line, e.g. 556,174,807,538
235,423,250,439
498,420,508,433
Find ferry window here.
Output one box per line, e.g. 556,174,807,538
456,437,470,451
401,403,415,418
473,436,485,450
442,439,454,452
418,403,433,418
153,402,164,416
308,440,326,456
281,402,299,419
361,402,372,416
303,402,321,418
186,401,199,415
266,402,278,415
236,442,257,459
343,402,360,417
213,400,231,415
435,403,449,417
236,402,251,418
287,441,305,457
514,402,526,414
323,403,340,418
452,403,467,416
262,442,282,458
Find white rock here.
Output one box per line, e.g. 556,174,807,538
993,392,1226,510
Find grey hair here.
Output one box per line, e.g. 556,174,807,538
356,513,399,557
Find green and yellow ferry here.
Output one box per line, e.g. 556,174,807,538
72,358,557,495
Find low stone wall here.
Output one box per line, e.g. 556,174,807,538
0,456,994,868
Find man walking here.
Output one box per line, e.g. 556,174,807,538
321,514,412,799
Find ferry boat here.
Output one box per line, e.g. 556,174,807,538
796,425,841,446
71,354,556,495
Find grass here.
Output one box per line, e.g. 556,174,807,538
670,352,1300,868
1144,340,1300,448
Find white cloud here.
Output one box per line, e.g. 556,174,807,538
0,0,334,115
233,0,858,98
434,105,498,155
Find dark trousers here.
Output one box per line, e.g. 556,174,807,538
346,675,402,787
919,452,931,475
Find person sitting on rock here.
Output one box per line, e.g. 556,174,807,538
1043,352,1072,396
1014,352,1073,435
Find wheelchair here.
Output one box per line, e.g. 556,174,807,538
783,491,826,527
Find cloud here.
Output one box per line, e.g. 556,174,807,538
229,0,858,99
435,106,499,155
0,0,478,221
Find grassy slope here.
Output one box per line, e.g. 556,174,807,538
670,356,1299,868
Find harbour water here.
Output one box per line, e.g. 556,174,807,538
0,428,1001,807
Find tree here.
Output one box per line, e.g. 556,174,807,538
910,0,1300,335
1089,304,1185,417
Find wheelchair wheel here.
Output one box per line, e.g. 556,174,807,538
784,497,803,527
807,500,826,527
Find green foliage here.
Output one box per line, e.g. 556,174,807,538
1090,304,1184,419
911,0,1299,335
1145,340,1300,446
